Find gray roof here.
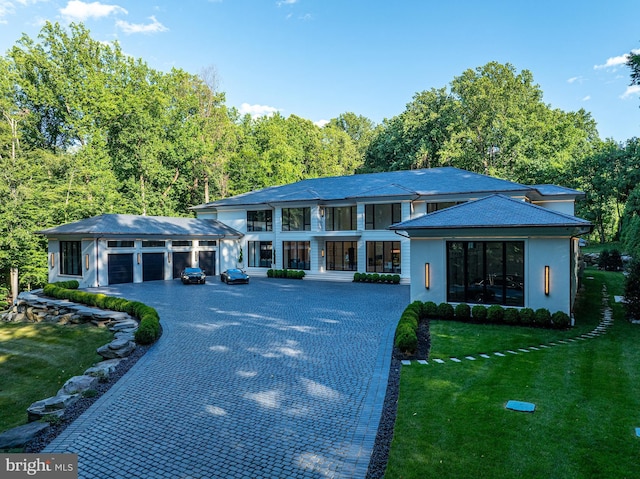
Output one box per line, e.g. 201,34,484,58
193,167,541,208
531,184,585,197
38,214,243,238
390,194,592,230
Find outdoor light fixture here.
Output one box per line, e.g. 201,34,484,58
50,253,54,268
544,265,550,296
85,254,90,271
425,263,430,289
137,253,141,264
168,253,171,264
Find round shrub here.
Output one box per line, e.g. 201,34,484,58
437,302,454,321
519,308,535,326
400,311,419,330
503,308,520,325
395,329,418,354
371,273,380,283
487,304,504,323
551,311,571,329
353,272,361,282
534,308,551,327
267,269,274,278
407,301,426,319
392,275,401,284
454,303,471,322
471,305,487,323
423,301,438,318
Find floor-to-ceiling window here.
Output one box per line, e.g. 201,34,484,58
326,241,357,271
447,241,524,306
283,241,310,270
248,241,272,268
366,241,401,273
60,241,82,276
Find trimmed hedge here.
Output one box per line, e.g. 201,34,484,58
42,283,162,344
353,273,401,284
471,305,487,323
267,269,305,279
454,303,471,322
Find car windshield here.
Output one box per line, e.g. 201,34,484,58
227,269,242,274
184,268,202,273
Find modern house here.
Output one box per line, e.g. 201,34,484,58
40,167,591,314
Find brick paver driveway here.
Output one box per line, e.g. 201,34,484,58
45,278,408,478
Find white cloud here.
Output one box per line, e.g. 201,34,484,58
594,49,640,70
116,15,168,34
60,1,127,21
239,103,281,118
567,76,582,84
277,0,298,6
0,1,15,24
314,119,329,127
581,95,591,101
621,85,640,99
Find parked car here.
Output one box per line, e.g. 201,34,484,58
181,267,206,284
221,268,250,284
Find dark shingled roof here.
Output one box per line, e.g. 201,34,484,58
390,194,592,230
38,214,243,238
193,167,548,208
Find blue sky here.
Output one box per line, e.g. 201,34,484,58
1,0,640,142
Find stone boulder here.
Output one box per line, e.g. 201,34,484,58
57,375,99,396
27,394,80,422
0,421,49,449
97,339,136,359
84,358,123,378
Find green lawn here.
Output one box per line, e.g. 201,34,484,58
0,322,113,433
385,270,639,479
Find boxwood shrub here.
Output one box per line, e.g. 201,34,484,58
352,272,401,284
534,308,551,327
487,304,504,324
42,283,162,345
267,269,305,279
437,302,454,321
519,308,535,326
423,301,438,318
454,303,471,322
551,311,571,329
471,305,487,323
503,308,520,325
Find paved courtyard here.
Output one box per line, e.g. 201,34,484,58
44,278,409,479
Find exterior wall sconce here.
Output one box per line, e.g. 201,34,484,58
544,265,550,296
319,207,325,217
85,254,90,271
50,253,55,268
321,248,325,257
424,263,430,289
137,253,141,264
168,253,172,264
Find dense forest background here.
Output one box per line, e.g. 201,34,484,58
2,22,640,298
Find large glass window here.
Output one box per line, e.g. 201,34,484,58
247,210,273,232
365,203,401,230
427,201,465,213
446,241,524,306
283,241,310,270
366,241,401,273
326,241,357,271
325,206,357,231
60,241,82,276
248,241,272,268
282,208,311,231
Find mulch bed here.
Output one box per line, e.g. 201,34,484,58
365,320,430,479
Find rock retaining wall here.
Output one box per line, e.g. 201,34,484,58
0,291,140,449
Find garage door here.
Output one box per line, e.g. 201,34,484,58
143,253,165,281
108,254,133,285
172,252,191,278
198,251,216,276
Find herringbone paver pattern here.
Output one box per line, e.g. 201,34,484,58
45,279,408,479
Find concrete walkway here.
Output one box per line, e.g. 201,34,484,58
45,278,409,479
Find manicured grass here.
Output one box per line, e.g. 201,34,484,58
0,322,112,433
385,270,640,479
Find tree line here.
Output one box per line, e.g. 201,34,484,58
1,21,639,298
